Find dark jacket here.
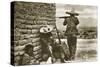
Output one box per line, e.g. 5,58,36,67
63,16,79,36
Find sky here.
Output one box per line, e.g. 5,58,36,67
56,4,97,31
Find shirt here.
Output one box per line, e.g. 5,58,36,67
63,16,79,36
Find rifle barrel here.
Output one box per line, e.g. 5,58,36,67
56,16,70,18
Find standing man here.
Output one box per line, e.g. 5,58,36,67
63,9,79,61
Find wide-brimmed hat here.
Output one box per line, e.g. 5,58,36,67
66,8,79,16
40,25,53,33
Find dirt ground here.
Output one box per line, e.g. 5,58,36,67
57,39,97,62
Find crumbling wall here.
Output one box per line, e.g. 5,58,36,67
11,1,55,65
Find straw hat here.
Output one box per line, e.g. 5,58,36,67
66,8,79,16
40,25,53,33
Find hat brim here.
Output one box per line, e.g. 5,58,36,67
66,12,79,16
40,26,53,33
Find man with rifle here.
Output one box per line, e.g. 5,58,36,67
58,9,80,61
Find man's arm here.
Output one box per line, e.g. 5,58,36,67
56,16,69,26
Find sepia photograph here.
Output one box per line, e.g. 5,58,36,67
11,1,97,66
56,3,97,62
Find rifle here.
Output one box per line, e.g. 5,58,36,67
54,22,61,44
56,16,70,19
54,20,69,62
55,16,69,44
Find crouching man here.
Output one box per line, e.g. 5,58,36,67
39,25,54,64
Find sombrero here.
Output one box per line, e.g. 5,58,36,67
40,25,53,33
66,8,79,16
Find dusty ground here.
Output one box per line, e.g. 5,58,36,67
60,39,97,62
41,39,97,64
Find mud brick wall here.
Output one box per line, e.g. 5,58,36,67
11,1,55,65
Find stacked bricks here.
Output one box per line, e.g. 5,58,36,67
11,1,55,65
